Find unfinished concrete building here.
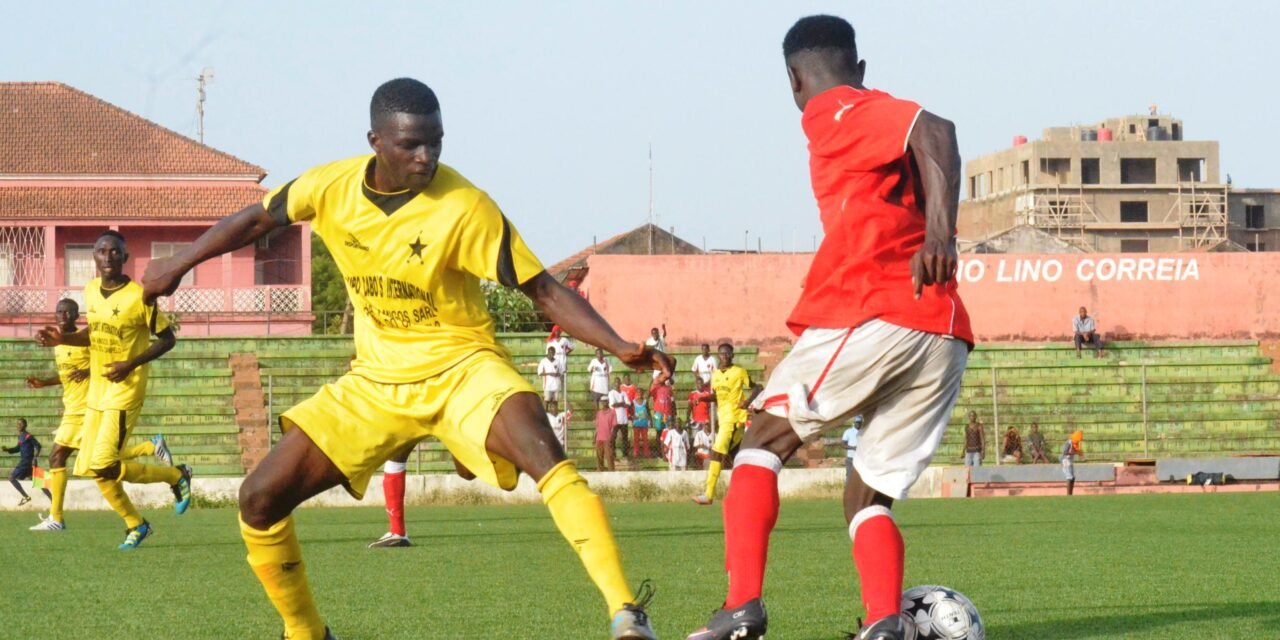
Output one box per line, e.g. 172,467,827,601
959,114,1279,252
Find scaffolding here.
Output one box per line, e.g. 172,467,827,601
1019,185,1098,251
1167,182,1229,250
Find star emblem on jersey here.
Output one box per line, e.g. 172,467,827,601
111,306,120,318
407,234,427,263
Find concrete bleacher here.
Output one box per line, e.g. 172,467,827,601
0,338,242,477
941,341,1280,463
4,334,1276,479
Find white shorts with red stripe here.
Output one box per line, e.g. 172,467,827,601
754,320,968,500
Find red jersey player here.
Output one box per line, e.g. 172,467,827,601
687,15,972,640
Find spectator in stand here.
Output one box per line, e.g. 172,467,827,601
547,325,574,375
537,345,564,404
587,348,611,402
687,379,713,435
841,415,864,480
1001,426,1024,464
1062,430,1085,495
1027,422,1049,463
1073,306,1104,359
593,398,616,472
546,398,569,452
650,377,675,453
963,410,985,467
619,374,639,407
692,422,713,470
691,343,719,432
645,325,667,379
664,420,690,471
608,377,631,461
631,387,652,459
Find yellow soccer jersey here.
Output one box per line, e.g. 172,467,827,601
54,344,90,414
84,278,170,411
712,365,752,425
262,156,545,384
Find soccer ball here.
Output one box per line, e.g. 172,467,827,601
900,585,984,640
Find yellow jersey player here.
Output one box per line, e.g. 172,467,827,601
36,231,192,549
143,78,672,640
27,298,172,532
694,343,762,505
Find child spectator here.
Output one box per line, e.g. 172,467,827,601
645,324,667,379
545,398,569,452
593,399,616,472
692,422,713,470
608,377,631,460
650,377,675,440
1027,422,1050,463
631,387,652,459
537,345,564,404
664,420,690,471
687,379,713,433
1002,426,1024,464
587,348,611,402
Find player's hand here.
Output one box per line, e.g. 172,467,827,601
105,361,136,383
617,342,675,379
35,325,64,347
142,255,188,303
25,377,43,389
68,368,89,383
910,236,958,300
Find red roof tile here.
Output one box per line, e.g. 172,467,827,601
0,184,266,220
0,82,265,177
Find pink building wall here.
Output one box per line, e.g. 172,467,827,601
584,252,1280,345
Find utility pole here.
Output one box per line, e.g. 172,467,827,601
196,67,215,143
648,143,654,255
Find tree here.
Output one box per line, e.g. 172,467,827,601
483,280,547,333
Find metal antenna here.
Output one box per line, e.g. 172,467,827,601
197,67,215,143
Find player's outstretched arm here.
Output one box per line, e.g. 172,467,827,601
143,203,286,302
25,374,61,389
34,325,89,348
519,272,674,377
907,110,962,299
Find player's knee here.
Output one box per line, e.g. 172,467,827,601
238,475,278,527
50,446,70,468
91,462,121,480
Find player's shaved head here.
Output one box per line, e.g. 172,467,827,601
97,229,127,247
782,15,866,111
370,78,440,128
783,14,858,62
56,298,78,313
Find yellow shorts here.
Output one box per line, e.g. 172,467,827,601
282,352,535,499
74,407,140,476
53,408,85,450
712,421,745,456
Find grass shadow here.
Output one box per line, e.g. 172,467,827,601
996,601,1280,638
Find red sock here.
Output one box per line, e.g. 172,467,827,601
851,506,904,624
723,452,781,608
384,470,406,537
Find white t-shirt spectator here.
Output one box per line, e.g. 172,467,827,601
588,358,612,395
1073,315,1096,333
547,411,568,450
608,389,630,425
842,426,860,459
664,429,689,469
691,354,719,385
551,336,574,370
537,357,563,393
645,336,667,353
693,429,712,455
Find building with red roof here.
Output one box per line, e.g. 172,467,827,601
0,82,310,336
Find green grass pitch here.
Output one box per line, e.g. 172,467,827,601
2,492,1277,639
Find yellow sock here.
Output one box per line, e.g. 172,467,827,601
705,459,724,499
95,478,144,529
119,461,181,485
122,441,155,459
240,515,326,640
48,467,68,523
539,460,634,615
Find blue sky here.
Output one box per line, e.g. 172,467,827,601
4,1,1277,261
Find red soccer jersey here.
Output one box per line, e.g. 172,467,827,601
787,86,972,344
650,383,674,417
688,390,712,423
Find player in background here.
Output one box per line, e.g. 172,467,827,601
693,343,761,505
36,231,192,549
1062,430,1084,496
143,78,669,640
687,16,972,640
5,418,46,506
369,446,414,549
26,298,171,531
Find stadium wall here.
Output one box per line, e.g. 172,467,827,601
584,252,1280,344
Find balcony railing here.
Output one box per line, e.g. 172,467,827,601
0,285,309,315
